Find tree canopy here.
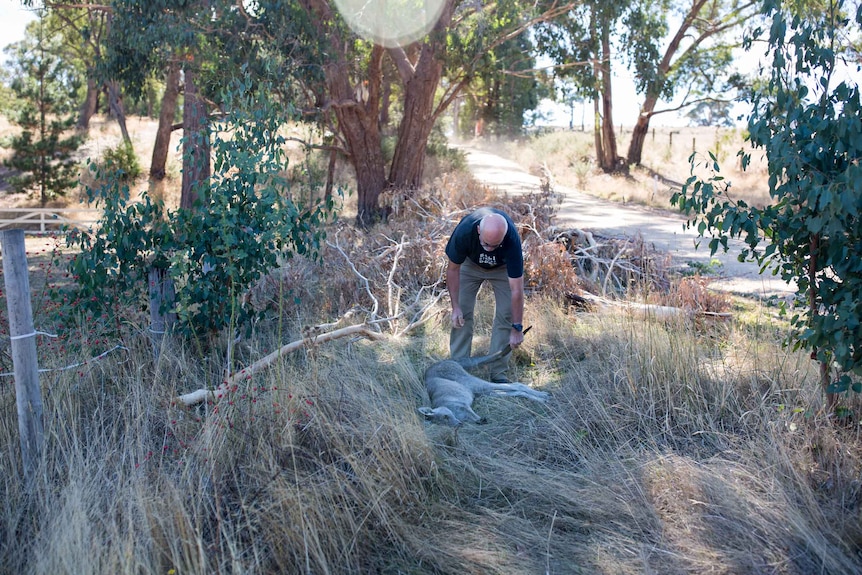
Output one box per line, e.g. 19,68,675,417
672,0,862,401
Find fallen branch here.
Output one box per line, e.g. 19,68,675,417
576,292,732,321
176,323,385,407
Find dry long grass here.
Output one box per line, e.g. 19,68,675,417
475,126,773,210
1,288,861,574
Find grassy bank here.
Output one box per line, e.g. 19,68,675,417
1,243,860,573
1,118,860,574
0,199,862,574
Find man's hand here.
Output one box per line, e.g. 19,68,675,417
509,328,524,348
451,308,465,328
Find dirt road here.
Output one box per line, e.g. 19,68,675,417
459,145,796,299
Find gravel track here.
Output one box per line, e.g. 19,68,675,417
459,145,796,300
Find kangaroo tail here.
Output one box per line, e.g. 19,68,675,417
455,345,512,369
453,326,530,368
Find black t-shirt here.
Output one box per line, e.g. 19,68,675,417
445,207,524,278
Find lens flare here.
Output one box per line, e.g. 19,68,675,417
331,0,447,48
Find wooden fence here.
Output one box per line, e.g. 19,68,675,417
0,208,100,234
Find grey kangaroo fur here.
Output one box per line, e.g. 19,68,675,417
418,345,549,426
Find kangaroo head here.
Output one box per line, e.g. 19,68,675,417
418,405,486,426
418,406,460,426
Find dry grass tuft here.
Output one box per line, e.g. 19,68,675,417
663,275,733,314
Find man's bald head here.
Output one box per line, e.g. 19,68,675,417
478,212,508,247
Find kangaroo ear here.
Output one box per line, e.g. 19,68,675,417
417,407,435,418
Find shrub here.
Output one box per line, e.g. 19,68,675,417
67,78,334,338
100,141,141,181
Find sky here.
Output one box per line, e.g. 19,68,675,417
0,1,38,52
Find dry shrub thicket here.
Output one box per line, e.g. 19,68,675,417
2,158,862,573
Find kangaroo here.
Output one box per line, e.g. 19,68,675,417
418,346,549,426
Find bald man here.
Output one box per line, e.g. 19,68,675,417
445,207,525,382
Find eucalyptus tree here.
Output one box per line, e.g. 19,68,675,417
95,0,572,223
684,99,736,126
34,1,135,141
104,0,218,204
463,33,550,138
23,3,104,131
104,0,324,194
255,0,573,225
623,0,758,166
534,0,627,172
534,0,757,170
673,0,862,404
555,78,587,130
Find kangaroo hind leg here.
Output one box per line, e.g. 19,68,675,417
488,382,549,402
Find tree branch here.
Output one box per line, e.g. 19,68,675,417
647,94,738,118
176,323,385,406
44,2,112,11
387,45,416,83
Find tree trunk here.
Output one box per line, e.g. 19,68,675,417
388,44,443,190
339,108,386,226
150,63,180,181
324,147,337,202
451,95,462,141
625,0,709,166
387,1,453,190
380,61,392,129
593,96,605,169
326,48,387,226
809,234,837,411
627,107,654,166
296,0,386,226
598,21,618,173
77,75,98,131
180,63,210,210
106,80,131,144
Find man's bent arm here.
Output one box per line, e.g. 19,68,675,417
508,276,525,347
509,275,524,325
447,261,464,327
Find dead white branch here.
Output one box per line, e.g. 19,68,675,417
552,228,599,281
602,239,630,297
383,233,407,321
327,229,380,320
176,323,385,407
577,292,732,321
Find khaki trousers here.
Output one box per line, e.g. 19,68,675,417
449,259,512,378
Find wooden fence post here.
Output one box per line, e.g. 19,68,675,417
148,266,176,358
1,229,45,483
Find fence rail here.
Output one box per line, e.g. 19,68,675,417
0,208,100,234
